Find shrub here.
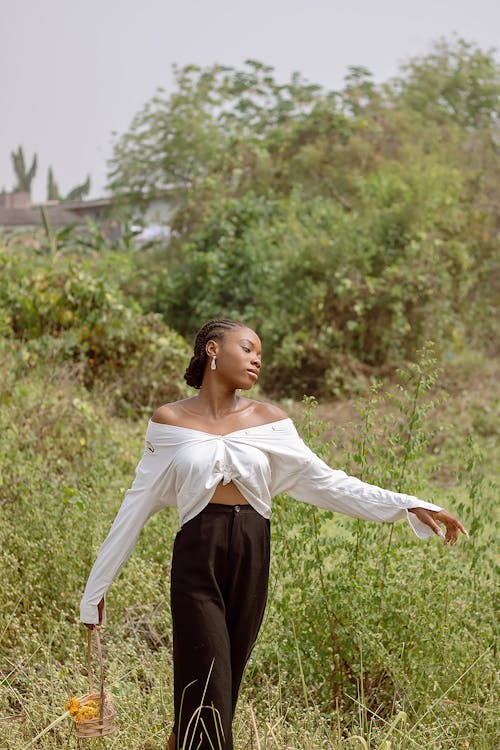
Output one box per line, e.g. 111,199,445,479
151,184,476,398
0,246,190,413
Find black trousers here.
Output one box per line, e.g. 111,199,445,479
170,503,270,750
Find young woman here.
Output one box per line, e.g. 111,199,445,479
80,318,467,750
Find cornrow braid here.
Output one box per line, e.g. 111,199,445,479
184,318,247,389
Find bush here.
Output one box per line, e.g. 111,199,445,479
0,245,190,413
150,182,479,398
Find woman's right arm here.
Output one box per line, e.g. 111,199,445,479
80,436,175,625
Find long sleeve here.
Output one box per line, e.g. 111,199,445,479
270,424,442,538
80,444,176,624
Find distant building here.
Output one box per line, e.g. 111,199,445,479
0,191,176,248
0,191,113,232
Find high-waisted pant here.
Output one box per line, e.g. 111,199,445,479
170,503,270,750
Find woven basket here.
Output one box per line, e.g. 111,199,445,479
75,628,116,738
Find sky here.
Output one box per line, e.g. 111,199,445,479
1,0,499,202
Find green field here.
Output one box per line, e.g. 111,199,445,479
0,266,497,748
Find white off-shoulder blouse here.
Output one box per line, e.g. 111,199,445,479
80,417,441,623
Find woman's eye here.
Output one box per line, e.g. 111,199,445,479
242,347,250,352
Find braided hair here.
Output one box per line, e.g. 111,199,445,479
184,319,247,389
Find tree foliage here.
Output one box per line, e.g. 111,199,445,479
388,36,500,129
65,174,91,201
11,145,38,192
108,37,500,398
46,168,91,202
47,166,61,201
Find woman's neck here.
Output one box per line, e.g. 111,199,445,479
190,385,242,420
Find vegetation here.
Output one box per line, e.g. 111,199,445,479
11,146,38,193
47,168,91,202
108,37,500,398
0,244,189,416
0,36,498,749
0,237,497,748
7,145,91,201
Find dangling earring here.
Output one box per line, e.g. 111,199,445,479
211,357,217,371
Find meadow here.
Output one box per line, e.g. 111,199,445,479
0,240,497,749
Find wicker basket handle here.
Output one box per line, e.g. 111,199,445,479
87,626,105,717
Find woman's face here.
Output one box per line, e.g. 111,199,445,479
207,327,262,390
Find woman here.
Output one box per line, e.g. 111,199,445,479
81,318,467,750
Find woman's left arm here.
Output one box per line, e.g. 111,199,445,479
274,429,467,542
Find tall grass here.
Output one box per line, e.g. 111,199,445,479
1,334,497,749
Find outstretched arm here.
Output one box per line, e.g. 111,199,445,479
273,424,467,541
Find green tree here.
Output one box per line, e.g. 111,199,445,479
388,37,500,129
46,169,91,202
47,167,61,201
107,60,327,209
65,175,91,201
107,64,230,208
109,41,500,395
11,146,38,192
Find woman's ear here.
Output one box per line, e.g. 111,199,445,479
206,339,218,358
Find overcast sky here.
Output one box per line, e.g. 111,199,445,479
1,0,499,201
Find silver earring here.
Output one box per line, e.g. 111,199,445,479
211,357,217,371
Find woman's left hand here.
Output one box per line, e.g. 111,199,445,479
409,507,468,545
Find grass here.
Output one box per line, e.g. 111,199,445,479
0,342,498,749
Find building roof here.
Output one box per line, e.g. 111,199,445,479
62,197,112,212
0,205,85,228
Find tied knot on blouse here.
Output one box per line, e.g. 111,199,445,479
213,458,237,484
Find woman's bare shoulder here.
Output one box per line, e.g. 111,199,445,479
245,399,289,423
151,399,196,425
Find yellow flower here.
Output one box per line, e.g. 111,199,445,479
74,700,100,722
66,696,80,716
67,695,102,723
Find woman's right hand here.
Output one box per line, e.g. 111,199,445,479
84,597,104,630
